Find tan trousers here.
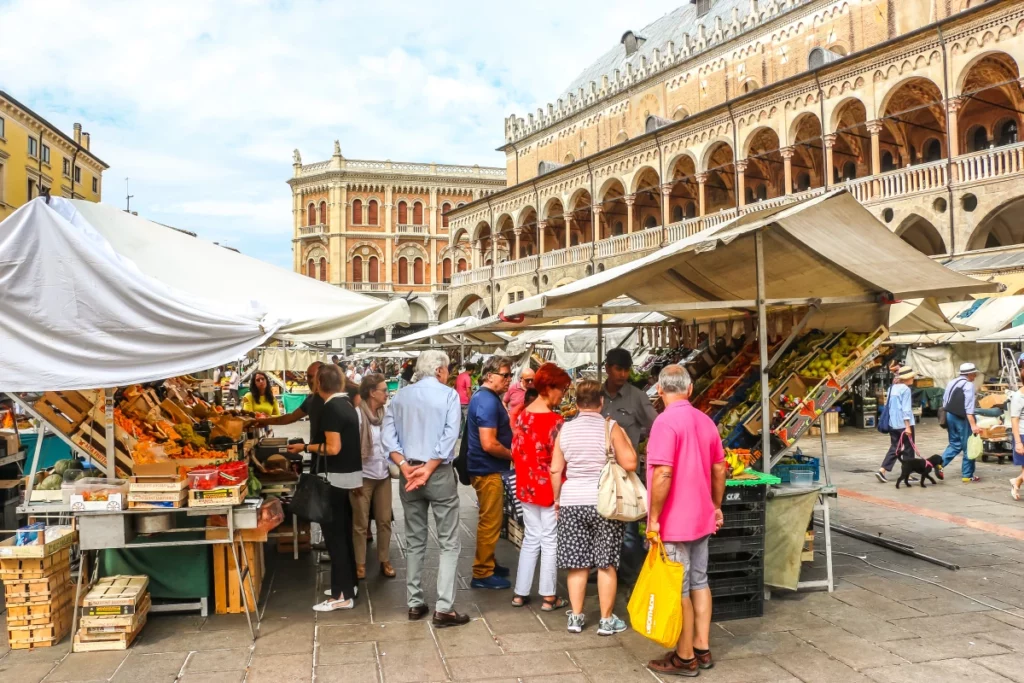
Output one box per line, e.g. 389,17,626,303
350,477,393,565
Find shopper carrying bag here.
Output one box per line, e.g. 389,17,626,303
597,417,648,522
628,533,684,648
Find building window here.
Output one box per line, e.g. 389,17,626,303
41,144,50,164
63,158,71,177
352,199,363,224
352,256,363,282
881,151,896,172
413,202,423,225
74,166,81,183
457,258,467,272
414,257,424,284
998,119,1019,147
319,257,328,282
0,116,4,138
441,202,451,227
509,292,516,305
923,138,942,163
27,178,35,200
842,161,857,181
92,177,98,193
368,256,379,282
672,205,683,222
368,199,379,225
307,203,316,226
319,201,327,225
795,172,811,192
306,259,315,278
27,137,38,157
970,126,989,153
397,201,407,224
398,257,409,285
695,0,714,17
0,162,4,203
442,258,452,282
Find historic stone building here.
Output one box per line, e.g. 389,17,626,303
447,0,1024,317
287,142,505,341
0,90,106,222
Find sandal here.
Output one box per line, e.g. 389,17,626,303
511,595,531,607
540,596,569,612
647,651,699,677
1012,478,1021,501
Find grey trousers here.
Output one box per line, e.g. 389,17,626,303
399,464,461,613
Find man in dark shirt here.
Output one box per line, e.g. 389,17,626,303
466,357,513,590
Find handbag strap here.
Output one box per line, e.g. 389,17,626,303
604,417,615,463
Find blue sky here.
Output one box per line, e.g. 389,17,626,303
0,0,677,269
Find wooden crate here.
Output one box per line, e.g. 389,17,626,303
32,391,98,435
276,521,311,554
189,482,246,508
7,604,72,650
212,541,264,614
4,568,71,601
0,548,70,579
73,611,146,652
82,576,149,616
0,527,76,559
5,590,72,627
802,531,815,563
70,404,136,475
81,595,151,632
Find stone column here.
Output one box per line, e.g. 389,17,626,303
660,184,672,225
538,220,547,255
823,135,837,185
625,194,636,234
947,97,963,161
513,227,522,260
867,120,884,198
590,207,601,243
696,173,708,216
735,161,748,207
781,147,795,195
384,186,394,284
385,325,395,342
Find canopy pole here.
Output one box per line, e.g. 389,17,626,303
597,315,604,384
755,232,771,469
104,387,116,479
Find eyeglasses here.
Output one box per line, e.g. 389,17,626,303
523,378,534,384
491,372,513,379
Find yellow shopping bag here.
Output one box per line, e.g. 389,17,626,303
627,534,684,648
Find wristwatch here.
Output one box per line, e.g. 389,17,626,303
397,459,408,468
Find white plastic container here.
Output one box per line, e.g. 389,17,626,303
790,470,814,488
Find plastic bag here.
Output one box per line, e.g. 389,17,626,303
627,534,684,648
967,434,983,461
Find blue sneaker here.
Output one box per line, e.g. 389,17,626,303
493,564,510,577
597,614,627,636
471,575,511,590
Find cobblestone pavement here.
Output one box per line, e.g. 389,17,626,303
5,420,1024,682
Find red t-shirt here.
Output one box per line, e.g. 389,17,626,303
511,410,564,507
456,372,472,405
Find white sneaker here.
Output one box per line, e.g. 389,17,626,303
566,611,585,633
313,598,354,612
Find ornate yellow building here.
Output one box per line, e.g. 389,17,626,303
0,91,106,221
287,142,505,341
448,0,1024,316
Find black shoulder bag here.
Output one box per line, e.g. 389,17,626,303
453,420,471,486
290,396,343,524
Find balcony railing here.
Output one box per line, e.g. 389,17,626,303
396,224,428,235
493,255,539,279
299,224,326,236
954,141,1024,184
345,282,393,293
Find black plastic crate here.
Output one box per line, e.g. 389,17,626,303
709,533,764,555
721,484,767,507
712,591,764,622
720,506,766,531
707,550,764,574
708,567,764,597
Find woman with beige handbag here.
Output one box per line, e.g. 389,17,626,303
550,380,638,636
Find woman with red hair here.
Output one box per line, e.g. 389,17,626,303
510,362,572,610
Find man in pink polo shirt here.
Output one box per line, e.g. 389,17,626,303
646,364,727,678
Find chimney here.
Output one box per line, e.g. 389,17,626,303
82,132,90,151
73,123,82,144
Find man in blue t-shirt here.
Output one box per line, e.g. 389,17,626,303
466,357,513,589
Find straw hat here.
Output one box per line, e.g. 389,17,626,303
959,362,978,375
896,366,916,381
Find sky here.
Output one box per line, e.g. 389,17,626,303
0,0,679,269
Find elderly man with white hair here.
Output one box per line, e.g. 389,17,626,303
381,349,470,628
646,364,727,677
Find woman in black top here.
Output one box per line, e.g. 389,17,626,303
310,364,363,611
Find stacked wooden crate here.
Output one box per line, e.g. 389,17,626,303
1,547,74,650
73,575,150,652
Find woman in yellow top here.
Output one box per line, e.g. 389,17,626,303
242,372,280,416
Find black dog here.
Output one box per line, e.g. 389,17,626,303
895,455,944,489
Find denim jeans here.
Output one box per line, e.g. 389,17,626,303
941,412,975,478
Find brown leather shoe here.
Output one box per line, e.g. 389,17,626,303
356,564,366,580
380,562,396,578
431,610,471,628
694,650,714,670
408,604,429,620
648,652,699,677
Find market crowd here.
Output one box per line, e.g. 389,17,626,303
258,347,727,677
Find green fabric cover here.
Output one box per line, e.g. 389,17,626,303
99,517,211,600
764,488,820,591
282,393,306,414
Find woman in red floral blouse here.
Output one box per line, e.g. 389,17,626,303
511,363,572,610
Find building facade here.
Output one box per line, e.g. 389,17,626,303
0,91,107,222
287,143,506,341
447,0,1024,317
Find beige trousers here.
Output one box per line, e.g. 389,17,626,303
350,476,393,565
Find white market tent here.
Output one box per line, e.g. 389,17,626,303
0,197,410,391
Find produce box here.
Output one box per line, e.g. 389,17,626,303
188,482,246,508
7,604,72,650
73,611,147,652
129,474,187,492
81,575,149,616
0,527,76,559
32,391,99,435
4,568,72,601
80,594,151,631
70,478,128,511
0,548,70,580
70,404,136,475
5,592,72,626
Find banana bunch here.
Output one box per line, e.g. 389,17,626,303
725,450,746,477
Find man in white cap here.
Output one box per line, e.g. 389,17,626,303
940,362,982,483
876,366,923,482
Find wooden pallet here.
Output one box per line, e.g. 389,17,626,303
73,611,146,652
70,404,135,476
32,391,99,435
0,548,71,579
3,568,71,601
212,542,263,614
80,595,151,631
82,576,149,615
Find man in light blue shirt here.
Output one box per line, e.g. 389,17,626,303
381,349,469,628
876,366,919,482
940,362,981,482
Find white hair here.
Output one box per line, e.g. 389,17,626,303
412,349,449,383
658,364,692,395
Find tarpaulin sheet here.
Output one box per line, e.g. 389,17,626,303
765,488,820,591
257,348,329,372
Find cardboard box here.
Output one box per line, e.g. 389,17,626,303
1,432,20,456
0,528,76,559
70,493,125,512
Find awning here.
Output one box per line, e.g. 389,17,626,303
383,316,510,347
890,295,1024,344
0,198,409,391
506,190,1000,329
257,348,330,372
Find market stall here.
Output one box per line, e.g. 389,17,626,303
501,190,999,612
0,196,411,650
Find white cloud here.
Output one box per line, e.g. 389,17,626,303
0,0,680,265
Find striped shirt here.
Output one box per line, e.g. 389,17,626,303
558,411,612,507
